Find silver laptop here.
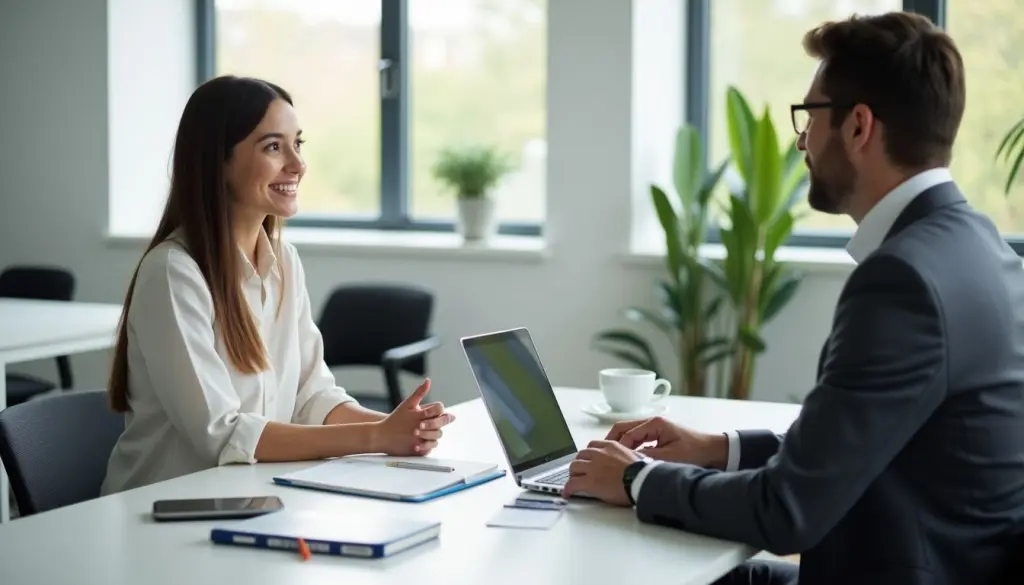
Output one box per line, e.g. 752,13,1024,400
461,327,581,496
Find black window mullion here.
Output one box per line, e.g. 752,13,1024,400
196,0,215,84
904,0,946,28
379,0,410,228
685,0,711,172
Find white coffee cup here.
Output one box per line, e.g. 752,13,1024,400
598,368,671,413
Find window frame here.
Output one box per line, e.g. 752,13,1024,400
682,0,1024,254
195,0,543,237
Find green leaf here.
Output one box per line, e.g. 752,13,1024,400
730,194,758,254
695,336,732,354
719,228,744,305
723,194,757,305
996,117,1024,160
673,126,703,214
703,295,726,320
780,139,808,213
650,185,685,284
701,347,735,366
764,210,795,263
738,327,766,353
654,280,686,327
997,117,1024,195
758,262,782,305
1006,145,1024,196
695,256,729,291
726,87,757,185
750,108,783,225
593,329,660,373
762,271,803,323
699,158,730,208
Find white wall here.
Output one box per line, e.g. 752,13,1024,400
0,0,854,408
107,0,196,235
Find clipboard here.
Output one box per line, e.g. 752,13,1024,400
272,455,506,502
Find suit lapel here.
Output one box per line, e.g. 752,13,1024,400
882,181,966,243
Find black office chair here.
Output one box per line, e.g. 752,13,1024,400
318,284,441,412
0,265,76,406
0,389,124,516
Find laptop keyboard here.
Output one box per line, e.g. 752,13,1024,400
536,468,570,486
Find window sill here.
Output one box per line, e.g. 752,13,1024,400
623,243,856,275
104,226,549,264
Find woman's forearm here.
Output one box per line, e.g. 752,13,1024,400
253,420,378,462
324,401,388,425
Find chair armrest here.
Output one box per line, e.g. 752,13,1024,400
380,336,442,410
381,336,441,367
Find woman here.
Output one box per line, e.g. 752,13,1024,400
101,75,454,495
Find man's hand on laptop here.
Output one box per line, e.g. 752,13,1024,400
561,440,639,506
605,417,728,469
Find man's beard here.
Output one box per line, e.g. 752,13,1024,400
807,134,856,214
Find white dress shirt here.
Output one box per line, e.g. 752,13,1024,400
101,229,356,495
630,167,954,504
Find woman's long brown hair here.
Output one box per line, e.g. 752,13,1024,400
108,76,292,413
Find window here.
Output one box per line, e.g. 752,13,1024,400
672,0,1024,252
707,0,901,237
947,0,1024,236
199,0,546,235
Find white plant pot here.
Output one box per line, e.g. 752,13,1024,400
456,197,496,241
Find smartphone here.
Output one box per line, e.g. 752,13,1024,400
151,496,284,522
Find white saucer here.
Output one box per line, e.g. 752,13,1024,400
581,401,668,423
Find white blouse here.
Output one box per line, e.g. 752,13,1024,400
101,230,355,494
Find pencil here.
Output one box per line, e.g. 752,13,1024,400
296,537,311,561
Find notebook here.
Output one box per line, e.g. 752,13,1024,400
272,455,506,502
210,509,440,558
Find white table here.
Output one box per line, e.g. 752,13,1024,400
0,388,800,585
0,298,122,521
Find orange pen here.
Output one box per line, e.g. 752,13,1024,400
296,537,311,561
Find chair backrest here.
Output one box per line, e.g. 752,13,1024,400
0,390,124,516
0,265,75,301
0,265,77,387
318,283,434,375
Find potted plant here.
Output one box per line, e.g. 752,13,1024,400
593,124,731,396
715,86,808,400
432,144,515,241
593,87,808,401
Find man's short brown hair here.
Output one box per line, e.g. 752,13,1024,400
802,11,965,169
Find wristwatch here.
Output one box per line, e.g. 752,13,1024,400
622,458,649,507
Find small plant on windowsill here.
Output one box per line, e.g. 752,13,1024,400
996,115,1024,195
432,144,515,241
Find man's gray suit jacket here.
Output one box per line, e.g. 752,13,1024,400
635,182,1024,584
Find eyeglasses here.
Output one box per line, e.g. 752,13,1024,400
790,101,854,135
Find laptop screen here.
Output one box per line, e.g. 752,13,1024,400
462,328,576,476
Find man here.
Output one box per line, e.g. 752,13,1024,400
563,11,1024,585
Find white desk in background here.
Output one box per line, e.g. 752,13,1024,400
0,388,800,585
0,298,122,522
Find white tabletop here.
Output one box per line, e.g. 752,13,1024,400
0,388,800,585
0,298,122,364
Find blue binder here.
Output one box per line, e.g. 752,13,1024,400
272,456,507,503
210,510,441,559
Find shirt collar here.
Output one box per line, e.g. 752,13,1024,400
846,167,953,263
239,228,280,280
